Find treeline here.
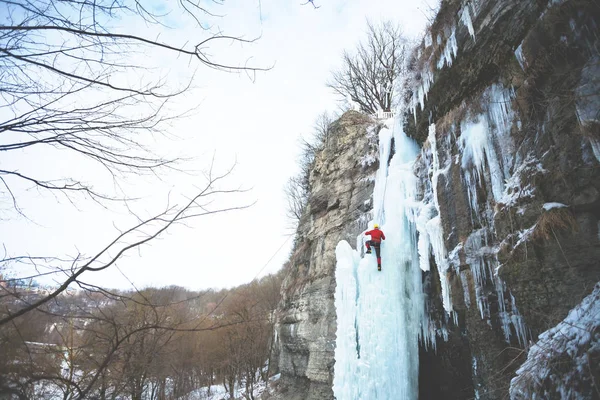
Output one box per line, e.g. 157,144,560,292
0,271,284,400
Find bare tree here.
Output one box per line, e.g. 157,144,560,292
0,0,265,318
0,162,251,328
0,0,268,215
0,4,281,398
284,111,336,223
327,20,409,114
0,268,283,399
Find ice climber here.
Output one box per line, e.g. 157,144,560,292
365,224,386,271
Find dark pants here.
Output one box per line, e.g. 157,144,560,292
365,240,382,265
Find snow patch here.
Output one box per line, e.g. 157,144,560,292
360,153,377,167
510,283,600,400
424,32,433,48
542,202,567,211
514,225,537,250
500,154,545,208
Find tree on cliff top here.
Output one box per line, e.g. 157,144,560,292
327,20,409,115
284,112,335,224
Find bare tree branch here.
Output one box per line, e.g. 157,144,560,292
327,20,409,114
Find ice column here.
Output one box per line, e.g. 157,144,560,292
334,118,424,400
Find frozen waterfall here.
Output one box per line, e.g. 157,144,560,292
333,118,425,399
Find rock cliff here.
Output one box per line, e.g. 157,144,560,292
271,112,380,400
409,0,600,398
272,0,599,398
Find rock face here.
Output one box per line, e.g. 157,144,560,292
271,111,380,400
272,1,599,399
408,0,600,398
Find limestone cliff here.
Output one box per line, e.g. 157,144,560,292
271,112,380,400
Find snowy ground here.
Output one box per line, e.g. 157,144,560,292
179,374,280,400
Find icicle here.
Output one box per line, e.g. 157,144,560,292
415,204,434,272
372,126,394,224
589,138,600,162
495,279,513,342
425,216,452,312
411,68,435,122
460,270,471,308
514,44,526,71
461,6,476,41
459,117,505,202
437,28,458,69
509,293,529,347
424,32,433,48
413,124,453,313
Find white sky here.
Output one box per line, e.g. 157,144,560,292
2,0,434,291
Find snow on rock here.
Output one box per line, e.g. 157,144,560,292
542,202,568,211
360,153,377,168
513,225,537,250
514,43,527,71
500,154,545,209
424,32,433,48
510,283,600,400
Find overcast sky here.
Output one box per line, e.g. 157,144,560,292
2,0,435,292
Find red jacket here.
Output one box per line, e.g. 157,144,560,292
365,228,385,242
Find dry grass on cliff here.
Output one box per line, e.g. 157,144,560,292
344,112,373,127
532,207,578,242
408,0,462,78
437,102,468,134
